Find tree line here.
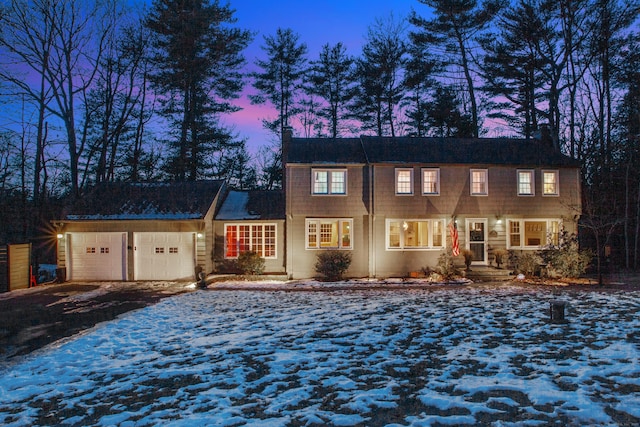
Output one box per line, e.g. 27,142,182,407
0,0,639,269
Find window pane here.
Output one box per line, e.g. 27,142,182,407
308,222,317,247
226,225,237,257
239,225,250,253
518,171,532,195
320,222,337,247
403,221,429,247
549,221,560,246
423,170,438,194
543,171,558,195
433,221,443,247
396,170,412,194
313,171,328,194
524,221,546,246
264,225,276,257
252,225,263,257
509,221,521,247
471,170,487,194
340,221,351,247
331,171,345,194
389,221,400,248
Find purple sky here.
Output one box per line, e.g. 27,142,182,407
223,0,420,152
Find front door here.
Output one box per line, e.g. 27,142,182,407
466,219,487,265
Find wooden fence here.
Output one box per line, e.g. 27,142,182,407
0,243,31,293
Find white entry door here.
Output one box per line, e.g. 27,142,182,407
68,232,127,281
134,232,195,280
466,219,488,265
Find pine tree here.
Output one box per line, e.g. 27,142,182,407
146,0,251,181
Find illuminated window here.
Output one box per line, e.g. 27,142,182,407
312,169,346,194
543,170,559,195
386,219,445,250
507,219,561,248
422,168,440,195
470,169,488,195
225,224,277,258
86,247,96,254
306,219,352,249
396,169,413,195
517,170,534,195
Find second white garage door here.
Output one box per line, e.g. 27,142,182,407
134,232,195,280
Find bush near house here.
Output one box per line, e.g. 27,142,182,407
540,236,592,278
437,249,459,279
315,251,352,281
236,251,265,275
511,252,543,277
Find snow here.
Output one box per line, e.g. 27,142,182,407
0,285,639,426
216,191,260,220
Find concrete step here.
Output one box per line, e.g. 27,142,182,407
462,266,515,282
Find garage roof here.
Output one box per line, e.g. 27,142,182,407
216,190,284,220
64,180,225,220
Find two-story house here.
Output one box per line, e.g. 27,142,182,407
284,131,581,279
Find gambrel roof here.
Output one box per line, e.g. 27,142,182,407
64,180,225,220
286,136,580,167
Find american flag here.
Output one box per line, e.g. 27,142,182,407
449,222,460,256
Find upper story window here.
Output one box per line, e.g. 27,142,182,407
470,169,488,195
543,170,559,196
396,168,413,195
387,219,445,250
312,169,346,195
517,170,535,196
422,168,440,195
306,219,352,250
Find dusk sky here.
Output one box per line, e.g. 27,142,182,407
212,0,420,152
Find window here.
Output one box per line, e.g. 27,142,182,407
422,168,440,195
543,170,559,195
169,247,178,254
312,169,346,195
470,169,488,195
155,247,165,254
306,219,352,249
100,247,110,254
86,247,96,254
225,224,277,258
396,168,413,195
517,170,535,196
508,219,561,248
386,219,445,250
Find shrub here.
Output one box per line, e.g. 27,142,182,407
460,249,474,270
493,249,508,268
236,251,265,275
315,250,352,281
541,236,592,278
437,249,459,279
514,252,542,277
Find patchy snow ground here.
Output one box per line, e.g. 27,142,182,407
0,285,638,426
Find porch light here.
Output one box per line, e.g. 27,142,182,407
496,219,503,225
402,221,408,231
56,233,64,239
196,232,203,239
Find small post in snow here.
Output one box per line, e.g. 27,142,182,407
550,299,568,323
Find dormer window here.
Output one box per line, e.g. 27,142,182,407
312,169,346,195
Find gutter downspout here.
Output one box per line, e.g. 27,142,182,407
360,136,374,278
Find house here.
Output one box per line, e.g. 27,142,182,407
284,131,582,279
54,180,225,281
213,190,286,274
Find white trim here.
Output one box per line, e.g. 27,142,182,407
507,218,563,249
542,170,559,196
305,218,353,250
311,168,347,195
465,218,488,264
470,169,488,196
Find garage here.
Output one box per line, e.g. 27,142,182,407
68,232,127,281
134,232,196,280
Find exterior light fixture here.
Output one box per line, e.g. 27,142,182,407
57,233,64,239
197,232,203,239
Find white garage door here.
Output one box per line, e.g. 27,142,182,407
134,232,195,280
68,232,126,281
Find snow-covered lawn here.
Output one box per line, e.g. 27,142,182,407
0,285,638,426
